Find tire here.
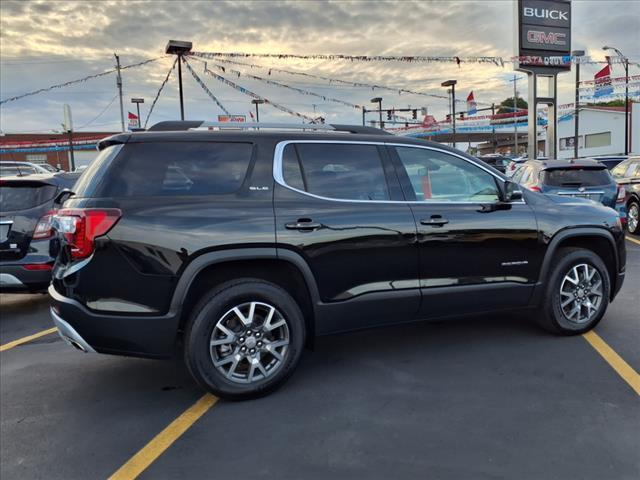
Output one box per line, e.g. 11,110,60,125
536,247,610,335
184,278,305,400
627,199,639,235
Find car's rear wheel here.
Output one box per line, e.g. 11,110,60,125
537,247,610,335
184,279,305,400
627,199,639,234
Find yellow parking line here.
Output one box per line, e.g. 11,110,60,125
109,393,218,480
583,330,640,396
626,235,640,246
0,327,58,352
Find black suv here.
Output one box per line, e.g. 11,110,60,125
49,122,626,399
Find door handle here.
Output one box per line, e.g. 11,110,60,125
420,216,449,227
285,219,322,231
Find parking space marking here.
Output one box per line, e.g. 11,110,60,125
0,327,58,352
626,236,640,247
109,393,218,480
583,330,640,396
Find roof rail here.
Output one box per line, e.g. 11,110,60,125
147,120,391,135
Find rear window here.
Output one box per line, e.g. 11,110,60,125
0,184,57,211
92,142,253,197
542,168,612,187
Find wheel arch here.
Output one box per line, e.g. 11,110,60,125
170,248,319,348
539,228,619,300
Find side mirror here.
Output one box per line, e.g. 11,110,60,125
54,188,74,206
504,181,523,202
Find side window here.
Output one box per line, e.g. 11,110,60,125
512,167,525,182
95,142,253,197
281,145,305,191
283,143,390,201
395,147,500,202
519,166,533,185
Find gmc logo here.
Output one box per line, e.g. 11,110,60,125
523,7,569,21
527,30,566,46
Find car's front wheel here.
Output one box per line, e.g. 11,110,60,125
627,199,639,234
184,279,305,400
537,247,610,335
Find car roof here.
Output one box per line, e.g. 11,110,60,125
99,129,459,151
0,171,79,186
525,158,607,170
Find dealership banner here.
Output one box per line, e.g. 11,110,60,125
594,65,614,98
128,111,139,129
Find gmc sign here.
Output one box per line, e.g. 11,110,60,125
517,0,571,70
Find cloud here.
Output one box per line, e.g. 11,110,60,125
1,0,638,132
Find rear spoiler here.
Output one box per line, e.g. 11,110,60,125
97,133,130,151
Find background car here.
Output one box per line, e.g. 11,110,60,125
478,154,511,173
504,156,528,177
0,161,53,177
610,156,640,234
592,155,628,171
0,171,79,292
511,158,626,219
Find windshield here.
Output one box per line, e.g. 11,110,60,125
0,184,57,212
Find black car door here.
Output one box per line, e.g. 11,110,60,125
387,144,542,319
273,140,420,334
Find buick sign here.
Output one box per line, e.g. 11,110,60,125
517,0,572,70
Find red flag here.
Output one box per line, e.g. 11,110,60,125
466,91,477,115
128,111,139,128
249,111,255,120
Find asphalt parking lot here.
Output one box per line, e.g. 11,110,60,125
1,237,639,480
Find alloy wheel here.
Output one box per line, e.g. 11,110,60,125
628,203,639,233
209,301,290,384
559,263,603,324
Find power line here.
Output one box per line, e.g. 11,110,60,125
76,94,119,130
144,58,178,128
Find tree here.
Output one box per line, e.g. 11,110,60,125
585,99,625,107
497,96,528,114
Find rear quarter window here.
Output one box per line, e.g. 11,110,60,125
542,168,613,187
92,142,253,197
0,184,57,211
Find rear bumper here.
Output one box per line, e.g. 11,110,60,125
51,308,96,353
0,265,51,292
48,285,179,358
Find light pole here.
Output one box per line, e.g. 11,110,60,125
441,80,457,148
572,50,585,159
131,98,144,129
371,97,383,128
165,40,193,120
604,46,629,155
251,99,264,123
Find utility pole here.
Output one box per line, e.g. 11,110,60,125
572,50,585,159
114,53,125,132
491,103,496,153
362,107,366,126
441,80,457,149
513,75,518,155
63,104,75,171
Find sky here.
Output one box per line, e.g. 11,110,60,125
1,0,639,133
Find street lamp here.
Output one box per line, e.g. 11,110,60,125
371,97,383,128
251,99,265,123
131,98,144,129
165,40,193,121
441,80,457,148
603,46,629,155
572,50,585,159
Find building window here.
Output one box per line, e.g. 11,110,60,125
584,132,611,149
559,136,584,151
26,154,47,164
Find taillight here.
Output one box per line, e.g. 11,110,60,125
54,208,121,259
529,186,542,192
33,211,56,239
22,263,53,271
616,186,626,203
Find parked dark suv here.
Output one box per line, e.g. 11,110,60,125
1,172,79,292
49,122,626,399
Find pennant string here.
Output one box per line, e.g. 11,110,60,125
0,56,166,105
144,57,178,128
183,58,230,114
202,65,318,123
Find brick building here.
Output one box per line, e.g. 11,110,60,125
0,132,117,171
